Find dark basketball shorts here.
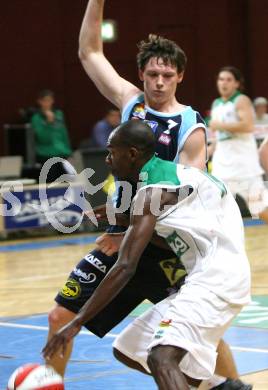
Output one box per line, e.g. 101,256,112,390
55,243,186,337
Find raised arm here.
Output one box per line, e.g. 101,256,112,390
78,0,140,109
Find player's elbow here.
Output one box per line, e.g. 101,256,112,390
118,262,136,280
78,41,95,61
78,47,88,62
244,123,253,133
241,118,254,133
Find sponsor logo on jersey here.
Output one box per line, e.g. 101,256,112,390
59,278,81,299
132,103,146,120
159,257,187,286
167,119,178,130
84,254,107,273
144,120,158,133
158,133,171,145
154,329,164,339
159,319,172,327
165,231,190,258
73,267,97,283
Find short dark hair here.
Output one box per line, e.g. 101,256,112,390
137,34,187,73
112,120,156,159
106,107,120,115
38,89,54,99
218,66,245,92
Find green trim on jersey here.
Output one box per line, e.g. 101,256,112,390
211,91,242,142
199,170,227,198
212,91,241,107
140,156,180,186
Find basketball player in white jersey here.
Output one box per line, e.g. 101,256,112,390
209,66,268,222
259,137,268,176
43,121,251,390
44,2,246,389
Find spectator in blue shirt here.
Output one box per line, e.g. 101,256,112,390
91,108,120,148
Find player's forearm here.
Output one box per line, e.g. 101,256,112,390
218,120,252,133
79,0,105,58
259,139,268,174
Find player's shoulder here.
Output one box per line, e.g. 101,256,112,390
180,105,205,126
211,97,222,108
235,93,252,105
121,92,144,121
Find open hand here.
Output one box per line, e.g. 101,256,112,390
42,320,82,360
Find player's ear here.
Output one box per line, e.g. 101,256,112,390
235,80,240,90
129,147,139,161
177,71,184,84
138,69,144,81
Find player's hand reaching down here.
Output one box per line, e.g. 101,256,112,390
42,319,82,360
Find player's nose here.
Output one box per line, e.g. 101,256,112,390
156,75,164,87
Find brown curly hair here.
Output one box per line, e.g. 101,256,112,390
137,34,187,73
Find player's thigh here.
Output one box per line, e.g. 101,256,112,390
147,284,242,380
83,246,183,337
115,285,242,380
85,276,146,337
113,295,173,372
54,249,118,315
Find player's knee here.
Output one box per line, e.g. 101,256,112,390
113,347,124,363
48,305,75,330
147,345,185,372
147,346,163,372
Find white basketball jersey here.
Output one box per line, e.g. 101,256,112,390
136,163,250,305
211,93,263,180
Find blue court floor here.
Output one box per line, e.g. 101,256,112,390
1,300,268,389
1,222,268,388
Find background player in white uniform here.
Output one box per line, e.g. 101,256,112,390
43,121,251,390
209,66,268,222
259,136,268,176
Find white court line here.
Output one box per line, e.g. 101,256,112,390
0,322,268,353
65,369,131,382
0,322,117,338
230,345,268,354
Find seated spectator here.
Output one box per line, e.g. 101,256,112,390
31,89,72,182
91,108,120,148
254,97,268,125
253,97,268,145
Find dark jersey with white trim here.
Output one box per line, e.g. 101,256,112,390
122,93,206,163
112,93,207,221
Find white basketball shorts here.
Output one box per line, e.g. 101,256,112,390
113,284,243,380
